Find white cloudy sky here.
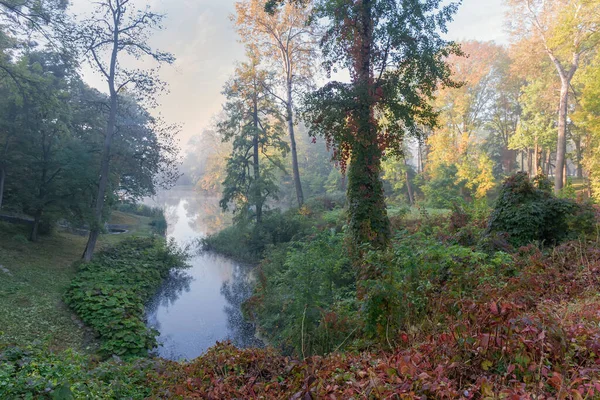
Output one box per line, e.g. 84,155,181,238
69,0,509,146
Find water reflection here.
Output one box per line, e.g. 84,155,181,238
146,269,193,319
221,267,264,349
144,188,262,361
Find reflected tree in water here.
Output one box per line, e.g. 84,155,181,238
146,269,194,331
221,265,264,349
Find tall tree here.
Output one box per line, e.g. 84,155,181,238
427,41,502,199
0,74,20,210
486,48,523,175
218,52,289,223
507,0,600,193
301,0,459,251
234,0,316,207
509,77,557,176
77,0,174,261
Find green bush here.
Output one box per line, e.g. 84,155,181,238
64,237,187,357
486,173,582,247
361,231,514,338
418,165,465,209
203,209,312,263
247,225,515,355
246,231,356,356
304,192,346,212
115,203,164,219
149,213,167,236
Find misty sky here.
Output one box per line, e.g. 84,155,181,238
69,0,509,147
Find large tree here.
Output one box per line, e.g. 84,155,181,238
507,0,600,193
300,0,459,251
78,0,174,261
234,0,316,207
218,52,289,224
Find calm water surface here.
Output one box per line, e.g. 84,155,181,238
144,188,262,361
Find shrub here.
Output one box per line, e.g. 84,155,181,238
115,203,164,219
486,173,583,247
419,165,465,209
203,209,312,263
246,231,356,356
361,231,514,338
149,213,167,236
64,237,187,357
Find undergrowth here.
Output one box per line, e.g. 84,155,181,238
202,207,342,263
64,237,187,357
0,344,154,399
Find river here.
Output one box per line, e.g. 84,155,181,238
144,187,263,361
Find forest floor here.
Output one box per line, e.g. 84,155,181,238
0,212,153,352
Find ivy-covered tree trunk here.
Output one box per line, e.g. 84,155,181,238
348,0,390,251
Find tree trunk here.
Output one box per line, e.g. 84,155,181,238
417,141,423,173
502,149,516,174
83,25,121,262
83,88,118,261
347,0,389,251
521,151,525,172
534,140,541,175
546,150,552,176
30,210,42,242
286,81,304,207
0,166,5,210
253,98,262,224
574,136,583,178
554,79,569,194
405,161,414,206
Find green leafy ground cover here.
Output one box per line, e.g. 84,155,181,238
64,237,187,357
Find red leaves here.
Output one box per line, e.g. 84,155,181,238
490,301,499,315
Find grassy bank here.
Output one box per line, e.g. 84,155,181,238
0,210,159,352
0,222,91,351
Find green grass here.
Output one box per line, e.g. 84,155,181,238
0,212,155,352
106,211,154,242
